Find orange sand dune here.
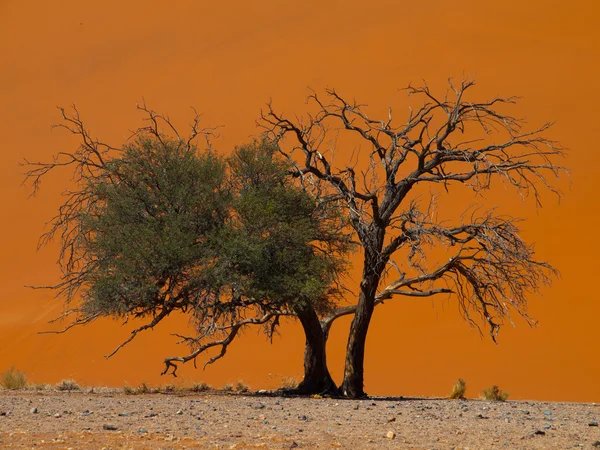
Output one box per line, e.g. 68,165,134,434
1,0,599,402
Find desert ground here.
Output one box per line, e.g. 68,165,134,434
1,389,599,449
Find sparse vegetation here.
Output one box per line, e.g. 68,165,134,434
280,377,299,389
1,366,27,390
235,380,250,393
26,382,51,392
55,379,80,391
482,385,509,401
449,378,467,399
222,383,234,392
161,384,176,393
136,381,151,394
124,381,151,395
190,382,211,393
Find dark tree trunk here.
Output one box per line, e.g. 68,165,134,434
341,246,384,398
340,285,376,398
294,305,338,395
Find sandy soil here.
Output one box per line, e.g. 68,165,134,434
1,390,599,449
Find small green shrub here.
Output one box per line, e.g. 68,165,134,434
190,382,211,393
449,378,467,399
482,385,509,401
123,384,134,395
222,383,234,392
55,379,80,391
1,366,27,390
235,380,250,393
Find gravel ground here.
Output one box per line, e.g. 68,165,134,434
1,390,599,449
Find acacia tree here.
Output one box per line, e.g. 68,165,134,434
260,79,564,398
24,106,351,394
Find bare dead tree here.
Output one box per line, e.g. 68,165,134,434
259,78,565,398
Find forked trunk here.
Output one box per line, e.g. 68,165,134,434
295,306,338,395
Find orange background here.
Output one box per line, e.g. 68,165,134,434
1,0,598,402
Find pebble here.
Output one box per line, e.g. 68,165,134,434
103,424,118,431
139,428,148,434
54,413,61,418
386,431,396,440
591,441,600,448
387,416,396,423
534,430,546,436
30,407,38,414
176,410,183,415
589,421,599,427
543,410,552,416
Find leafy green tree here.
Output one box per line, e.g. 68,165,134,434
25,106,350,394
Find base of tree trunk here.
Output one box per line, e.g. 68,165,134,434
340,377,368,399
296,375,340,397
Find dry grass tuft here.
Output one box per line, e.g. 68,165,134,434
1,367,27,390
235,380,250,393
449,378,467,399
28,383,51,392
190,382,211,393
280,377,299,389
482,385,509,401
222,383,234,392
55,379,80,391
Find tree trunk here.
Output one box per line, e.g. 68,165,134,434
340,266,381,398
294,305,338,395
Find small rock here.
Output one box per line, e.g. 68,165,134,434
139,428,148,434
589,422,599,427
591,441,600,448
386,431,396,440
543,424,551,430
257,389,268,394
543,410,552,416
290,442,299,449
254,404,265,410
353,404,359,410
54,413,61,418
103,424,118,431
118,411,129,417
0,412,5,416
176,410,183,415
387,416,396,423
145,413,158,418
476,414,489,419
534,430,545,436
298,415,307,421
30,407,38,414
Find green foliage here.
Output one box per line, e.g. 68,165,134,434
79,136,230,318
0,366,27,390
482,385,509,401
449,378,467,399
